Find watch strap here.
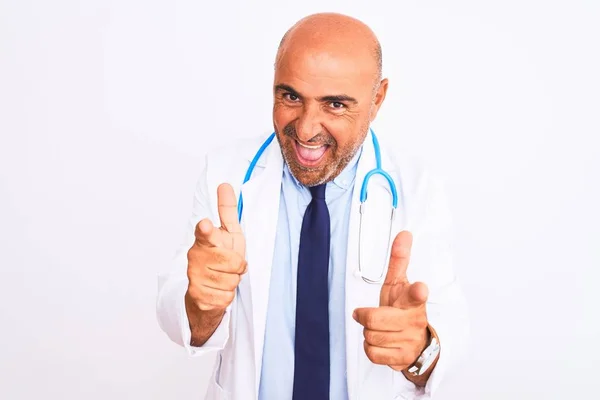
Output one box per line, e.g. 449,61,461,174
406,324,440,376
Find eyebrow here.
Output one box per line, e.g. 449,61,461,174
274,84,358,104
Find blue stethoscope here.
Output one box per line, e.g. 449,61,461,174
237,129,398,284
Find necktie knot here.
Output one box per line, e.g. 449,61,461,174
309,184,327,200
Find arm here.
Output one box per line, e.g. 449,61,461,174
394,170,470,397
352,166,470,397
156,156,233,355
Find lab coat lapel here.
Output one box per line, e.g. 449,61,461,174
239,138,283,395
345,131,401,399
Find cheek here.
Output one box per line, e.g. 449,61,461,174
326,126,360,150
273,106,297,132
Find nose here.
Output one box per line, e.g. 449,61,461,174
295,105,323,142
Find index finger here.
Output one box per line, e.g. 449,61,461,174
194,218,224,247
352,306,407,331
217,183,242,233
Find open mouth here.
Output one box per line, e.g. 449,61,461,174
293,140,330,167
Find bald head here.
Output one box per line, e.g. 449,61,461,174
271,13,389,187
276,13,382,82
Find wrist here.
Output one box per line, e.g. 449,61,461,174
401,324,440,386
185,292,226,346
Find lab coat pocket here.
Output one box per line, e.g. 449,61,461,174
205,381,230,400
205,353,231,400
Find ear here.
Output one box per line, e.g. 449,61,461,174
370,78,389,122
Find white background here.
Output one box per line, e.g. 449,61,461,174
1,0,599,399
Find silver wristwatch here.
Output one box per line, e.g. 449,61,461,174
406,333,440,376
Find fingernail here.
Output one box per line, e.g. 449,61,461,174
352,310,357,320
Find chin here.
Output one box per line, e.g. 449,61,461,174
287,162,335,187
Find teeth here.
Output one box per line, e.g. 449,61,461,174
297,142,325,150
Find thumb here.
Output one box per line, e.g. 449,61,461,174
383,231,413,285
217,183,242,234
395,281,429,308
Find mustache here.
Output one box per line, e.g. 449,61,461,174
282,124,336,146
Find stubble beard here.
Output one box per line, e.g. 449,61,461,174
276,120,370,187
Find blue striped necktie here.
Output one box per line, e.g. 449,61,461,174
292,183,330,400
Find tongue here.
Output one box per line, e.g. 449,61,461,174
297,143,327,161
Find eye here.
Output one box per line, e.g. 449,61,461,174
284,93,300,102
330,102,345,109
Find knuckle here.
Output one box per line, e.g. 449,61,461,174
410,313,427,328
186,264,200,284
187,260,208,282
365,313,377,329
187,246,199,263
365,330,386,347
205,270,220,284
186,285,201,302
238,259,248,274
226,290,235,303
220,274,236,291
364,344,378,364
192,285,210,302
197,302,214,311
229,274,242,290
220,290,235,307
190,289,211,311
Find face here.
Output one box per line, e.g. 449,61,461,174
273,48,388,187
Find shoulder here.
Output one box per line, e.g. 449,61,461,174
205,133,271,168
376,134,449,220
202,133,273,181
190,133,274,222
377,135,432,193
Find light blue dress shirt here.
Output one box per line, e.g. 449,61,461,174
258,147,362,400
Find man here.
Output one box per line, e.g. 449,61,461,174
157,12,469,400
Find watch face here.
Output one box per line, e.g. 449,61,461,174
412,337,440,375
420,351,437,373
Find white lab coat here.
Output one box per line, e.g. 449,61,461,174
156,131,469,400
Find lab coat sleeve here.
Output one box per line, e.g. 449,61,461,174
156,155,231,356
393,169,470,399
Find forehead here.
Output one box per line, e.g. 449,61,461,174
275,48,376,97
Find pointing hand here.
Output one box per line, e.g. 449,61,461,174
186,183,247,312
353,231,433,373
